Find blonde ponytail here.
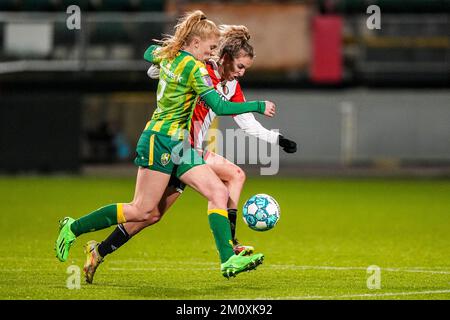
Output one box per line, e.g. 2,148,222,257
155,10,220,60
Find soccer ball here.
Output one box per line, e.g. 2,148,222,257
242,194,280,231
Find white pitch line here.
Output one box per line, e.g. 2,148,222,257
266,265,450,275
107,264,450,275
259,289,450,300
106,260,450,273
0,256,448,275
382,268,450,275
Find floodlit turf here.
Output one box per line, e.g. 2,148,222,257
0,176,449,300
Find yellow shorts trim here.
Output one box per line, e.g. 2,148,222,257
207,209,228,218
148,134,155,166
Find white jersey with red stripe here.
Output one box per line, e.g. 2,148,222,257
189,60,280,151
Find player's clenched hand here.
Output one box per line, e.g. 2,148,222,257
278,135,297,153
264,101,276,117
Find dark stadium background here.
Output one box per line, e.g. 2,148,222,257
1,0,448,175
0,0,449,301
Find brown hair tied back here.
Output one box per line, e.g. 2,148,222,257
218,25,254,59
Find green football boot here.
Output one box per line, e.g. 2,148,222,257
221,251,264,279
55,217,76,262
83,240,104,284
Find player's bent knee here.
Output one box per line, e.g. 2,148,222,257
127,203,158,222
151,214,162,224
140,213,162,226
147,209,163,224
232,167,246,184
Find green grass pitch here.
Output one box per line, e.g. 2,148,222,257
1,176,449,300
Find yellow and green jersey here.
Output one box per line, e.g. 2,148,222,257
145,46,214,139
143,45,266,140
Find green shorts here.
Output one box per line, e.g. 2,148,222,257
134,130,205,178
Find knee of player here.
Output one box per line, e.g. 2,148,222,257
150,212,163,224
232,167,246,184
131,211,160,225
130,202,157,221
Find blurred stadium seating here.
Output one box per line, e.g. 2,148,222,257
0,0,449,173
0,0,448,82
318,0,450,13
0,0,165,11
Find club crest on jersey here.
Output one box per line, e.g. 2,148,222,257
221,83,229,95
161,153,171,166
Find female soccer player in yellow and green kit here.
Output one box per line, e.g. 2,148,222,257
55,10,276,278
80,25,297,285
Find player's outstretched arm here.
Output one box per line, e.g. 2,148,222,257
233,112,279,144
231,83,294,151
190,61,274,117
233,113,297,153
200,90,274,117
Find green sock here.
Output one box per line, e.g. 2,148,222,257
208,209,235,263
70,203,126,237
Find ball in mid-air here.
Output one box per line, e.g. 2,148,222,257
242,194,280,231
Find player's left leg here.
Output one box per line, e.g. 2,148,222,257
204,151,253,254
84,182,183,284
178,163,264,278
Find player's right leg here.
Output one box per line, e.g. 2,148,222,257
179,162,264,278
205,151,253,254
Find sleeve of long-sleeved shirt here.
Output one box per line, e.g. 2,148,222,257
144,45,161,79
143,45,161,64
231,82,280,144
190,63,266,116
233,113,280,144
